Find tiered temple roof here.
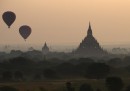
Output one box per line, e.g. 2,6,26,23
75,23,107,57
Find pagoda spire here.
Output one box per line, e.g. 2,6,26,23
44,42,47,47
42,42,49,55
89,22,91,29
43,42,49,50
87,22,93,36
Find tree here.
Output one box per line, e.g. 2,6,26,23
34,73,42,80
66,82,75,91
14,71,23,80
96,88,101,91
39,87,47,91
105,77,124,91
125,85,130,91
78,58,95,63
9,57,34,66
56,62,76,75
85,63,110,79
0,86,18,91
107,58,122,67
75,63,91,75
79,83,93,91
123,56,130,66
2,71,13,81
43,68,57,79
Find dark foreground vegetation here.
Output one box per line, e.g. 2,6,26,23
0,56,130,91
0,77,130,91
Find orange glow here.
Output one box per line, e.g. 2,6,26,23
0,0,130,46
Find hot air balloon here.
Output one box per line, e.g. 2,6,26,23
2,11,16,28
19,25,31,41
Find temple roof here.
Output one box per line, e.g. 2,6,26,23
42,42,49,50
75,23,107,56
87,22,93,36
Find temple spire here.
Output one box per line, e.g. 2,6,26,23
42,42,50,55
43,42,49,50
87,22,92,36
44,42,47,47
89,22,91,29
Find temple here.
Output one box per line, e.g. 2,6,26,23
42,42,50,55
74,23,107,57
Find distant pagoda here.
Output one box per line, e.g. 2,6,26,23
75,23,107,57
42,42,50,55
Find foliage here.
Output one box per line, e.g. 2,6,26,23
14,71,23,80
0,86,18,91
43,68,57,79
125,85,130,91
66,82,75,91
85,63,110,79
2,71,13,81
79,83,94,91
105,77,124,91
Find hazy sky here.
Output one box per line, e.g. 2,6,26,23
0,0,130,46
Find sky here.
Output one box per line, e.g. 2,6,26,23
0,0,130,47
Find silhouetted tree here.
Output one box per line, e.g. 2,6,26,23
0,86,18,91
14,71,23,80
39,87,47,91
34,74,42,80
75,63,91,75
107,58,122,67
43,68,57,79
9,57,34,66
105,77,124,91
56,62,76,75
79,83,94,91
85,63,110,79
66,82,75,91
123,56,130,66
2,71,13,81
96,88,101,91
125,85,130,91
78,58,95,63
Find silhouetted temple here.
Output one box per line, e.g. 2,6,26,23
75,23,107,57
42,42,50,55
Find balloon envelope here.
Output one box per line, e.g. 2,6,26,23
2,11,16,28
19,25,31,40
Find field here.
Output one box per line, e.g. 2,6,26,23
0,78,130,91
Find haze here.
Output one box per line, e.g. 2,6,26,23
0,0,130,47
